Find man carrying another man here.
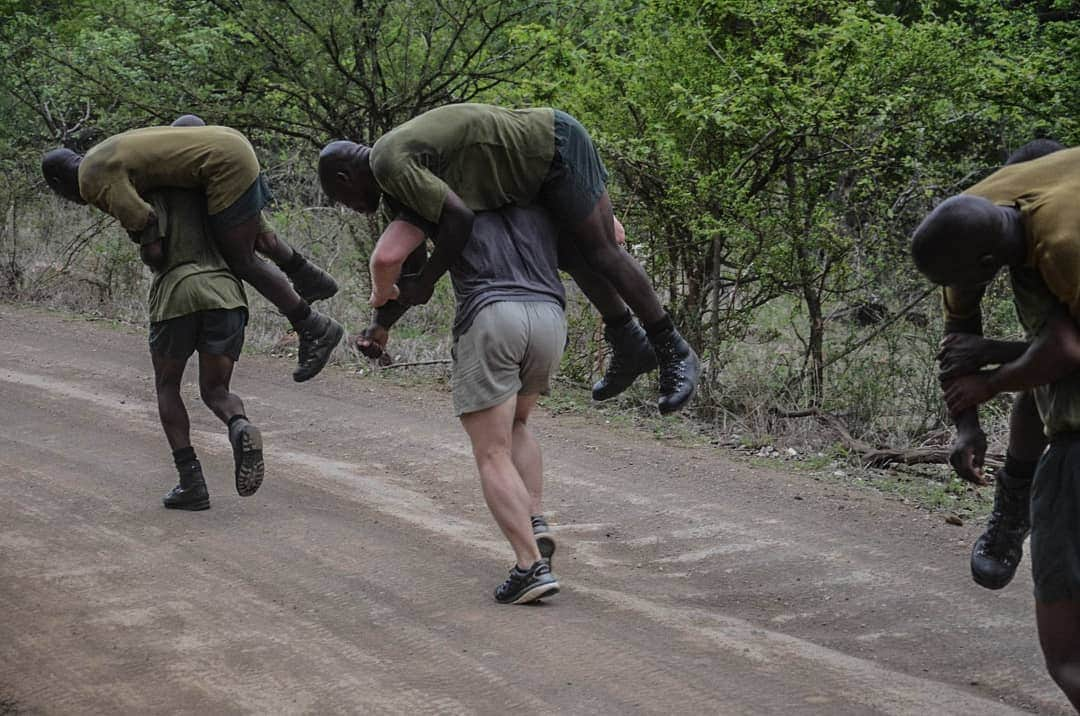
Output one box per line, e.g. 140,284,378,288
912,143,1080,710
358,202,566,604
135,114,266,509
318,103,700,415
42,122,343,383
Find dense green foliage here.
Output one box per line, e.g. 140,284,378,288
3,0,1079,448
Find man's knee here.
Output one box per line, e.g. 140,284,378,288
199,380,226,407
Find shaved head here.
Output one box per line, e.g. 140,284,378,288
172,114,206,127
911,195,1015,287
41,148,85,204
318,140,379,213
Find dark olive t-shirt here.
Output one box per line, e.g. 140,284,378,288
137,189,247,323
944,147,1080,325
370,104,556,225
79,126,260,231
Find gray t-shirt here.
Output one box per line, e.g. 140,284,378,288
390,203,565,337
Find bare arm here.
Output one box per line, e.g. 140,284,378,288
944,309,1080,414
369,219,427,307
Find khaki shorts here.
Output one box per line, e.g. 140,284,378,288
452,301,566,416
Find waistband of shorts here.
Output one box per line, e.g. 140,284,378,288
1050,430,1080,445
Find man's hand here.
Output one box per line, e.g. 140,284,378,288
943,372,996,415
369,283,400,307
949,426,989,485
354,324,389,359
397,276,434,306
937,333,991,380
613,215,627,246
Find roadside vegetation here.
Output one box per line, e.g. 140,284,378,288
3,0,1079,489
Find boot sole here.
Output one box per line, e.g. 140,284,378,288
658,348,701,415
234,423,265,497
163,498,210,511
505,582,560,605
293,320,345,383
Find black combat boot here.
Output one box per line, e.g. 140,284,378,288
592,319,658,401
651,326,701,415
971,468,1032,590
163,462,210,511
286,253,339,303
293,310,344,382
229,416,265,497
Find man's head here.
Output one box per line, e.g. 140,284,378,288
1005,138,1065,166
171,114,206,127
41,148,85,204
318,140,380,213
911,195,1015,287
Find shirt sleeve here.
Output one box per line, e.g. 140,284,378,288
99,177,156,232
376,160,450,226
132,194,169,246
942,284,987,334
1037,234,1080,320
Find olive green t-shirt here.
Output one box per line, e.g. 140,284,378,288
79,125,261,232
370,104,556,225
944,147,1080,325
1010,266,1080,437
137,189,247,324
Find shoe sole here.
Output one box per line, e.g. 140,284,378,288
163,498,210,511
234,423,265,497
293,320,345,383
592,358,659,401
536,534,556,565
658,348,700,415
507,581,560,605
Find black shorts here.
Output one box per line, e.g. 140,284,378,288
1030,433,1080,603
538,110,610,226
149,308,247,361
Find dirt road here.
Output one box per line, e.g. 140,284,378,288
0,303,1069,714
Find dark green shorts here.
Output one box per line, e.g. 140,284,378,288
539,110,610,226
209,174,274,234
149,308,247,362
1030,434,1080,603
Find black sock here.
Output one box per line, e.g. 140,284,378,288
280,250,306,275
604,309,633,330
285,301,312,327
644,313,674,339
227,414,248,429
173,446,198,470
1003,453,1038,487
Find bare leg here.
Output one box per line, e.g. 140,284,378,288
198,352,245,423
568,192,664,325
511,394,543,515
557,235,629,322
217,216,305,316
460,396,541,569
254,229,296,265
1036,600,1080,710
1009,391,1048,460
152,352,191,450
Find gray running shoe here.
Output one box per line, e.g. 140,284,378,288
494,559,560,605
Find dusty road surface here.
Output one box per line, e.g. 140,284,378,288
0,303,1070,714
